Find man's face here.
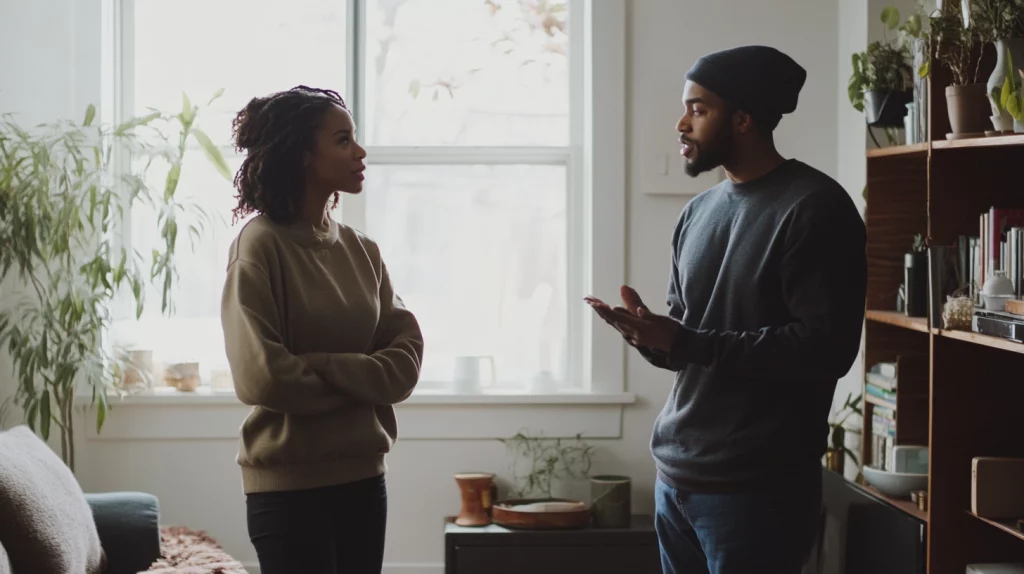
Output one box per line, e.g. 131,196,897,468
676,81,734,177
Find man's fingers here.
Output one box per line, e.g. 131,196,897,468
589,304,643,339
606,307,645,329
620,285,648,314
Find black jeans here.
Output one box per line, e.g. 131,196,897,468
246,474,387,574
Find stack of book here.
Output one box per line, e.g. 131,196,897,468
960,206,1024,303
866,362,896,471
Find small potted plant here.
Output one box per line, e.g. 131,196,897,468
849,7,917,132
927,4,991,136
826,392,863,476
498,431,595,500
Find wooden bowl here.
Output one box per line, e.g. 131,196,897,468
491,498,590,530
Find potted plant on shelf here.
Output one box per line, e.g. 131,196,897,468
498,430,595,500
0,92,229,471
849,6,918,144
826,392,863,476
927,4,991,137
973,0,1024,131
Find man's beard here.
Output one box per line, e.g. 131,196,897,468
683,128,733,178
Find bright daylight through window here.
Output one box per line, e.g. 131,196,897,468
108,0,591,395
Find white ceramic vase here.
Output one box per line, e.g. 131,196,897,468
987,38,1024,130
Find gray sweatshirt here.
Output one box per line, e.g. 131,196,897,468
643,159,866,492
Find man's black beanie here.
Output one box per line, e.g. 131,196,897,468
685,45,807,131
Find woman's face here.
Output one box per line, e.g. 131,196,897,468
306,104,367,196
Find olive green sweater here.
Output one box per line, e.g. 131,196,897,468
221,215,423,494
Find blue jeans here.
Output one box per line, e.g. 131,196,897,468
654,473,821,574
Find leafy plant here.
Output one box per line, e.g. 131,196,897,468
848,6,919,112
972,0,1024,43
0,90,229,470
927,4,985,86
498,430,595,498
828,392,863,467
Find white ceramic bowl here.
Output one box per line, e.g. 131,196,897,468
862,466,928,498
984,294,1014,311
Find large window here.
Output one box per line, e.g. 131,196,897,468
107,0,623,396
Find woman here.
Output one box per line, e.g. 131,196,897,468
220,85,423,573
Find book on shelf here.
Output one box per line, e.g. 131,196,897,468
866,382,897,403
872,413,896,437
871,433,894,471
873,404,895,420
988,208,1024,275
865,372,896,392
1009,227,1024,297
865,365,897,472
977,208,1024,298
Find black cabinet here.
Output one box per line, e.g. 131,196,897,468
444,515,661,574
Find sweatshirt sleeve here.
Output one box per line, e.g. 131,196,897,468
222,259,354,414
638,213,688,371
306,260,423,406
665,192,867,379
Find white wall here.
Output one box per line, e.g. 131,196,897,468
1,0,856,572
0,0,86,428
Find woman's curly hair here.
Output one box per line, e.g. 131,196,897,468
230,85,349,224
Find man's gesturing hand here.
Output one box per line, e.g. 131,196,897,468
585,286,679,353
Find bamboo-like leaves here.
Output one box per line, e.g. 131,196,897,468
83,104,96,128
191,129,231,180
0,95,223,469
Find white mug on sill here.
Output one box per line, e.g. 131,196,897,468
453,356,496,394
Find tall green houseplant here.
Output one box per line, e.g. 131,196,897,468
0,92,230,470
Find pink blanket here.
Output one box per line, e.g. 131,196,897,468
143,527,248,574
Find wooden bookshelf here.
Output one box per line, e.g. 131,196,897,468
931,133,1024,151
934,328,1024,354
866,309,930,332
866,142,930,158
861,44,1024,574
863,483,930,523
969,512,1024,544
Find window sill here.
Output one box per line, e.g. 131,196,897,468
75,389,634,441
75,388,635,406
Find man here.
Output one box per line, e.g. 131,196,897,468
586,46,866,574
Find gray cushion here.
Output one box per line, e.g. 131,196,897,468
86,492,161,574
0,425,104,574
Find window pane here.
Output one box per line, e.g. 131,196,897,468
363,164,569,391
363,0,570,146
133,0,349,146
109,151,243,388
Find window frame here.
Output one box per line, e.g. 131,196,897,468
99,0,629,401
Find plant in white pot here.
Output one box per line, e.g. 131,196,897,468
973,0,1024,130
0,93,229,470
928,4,991,136
999,53,1024,130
